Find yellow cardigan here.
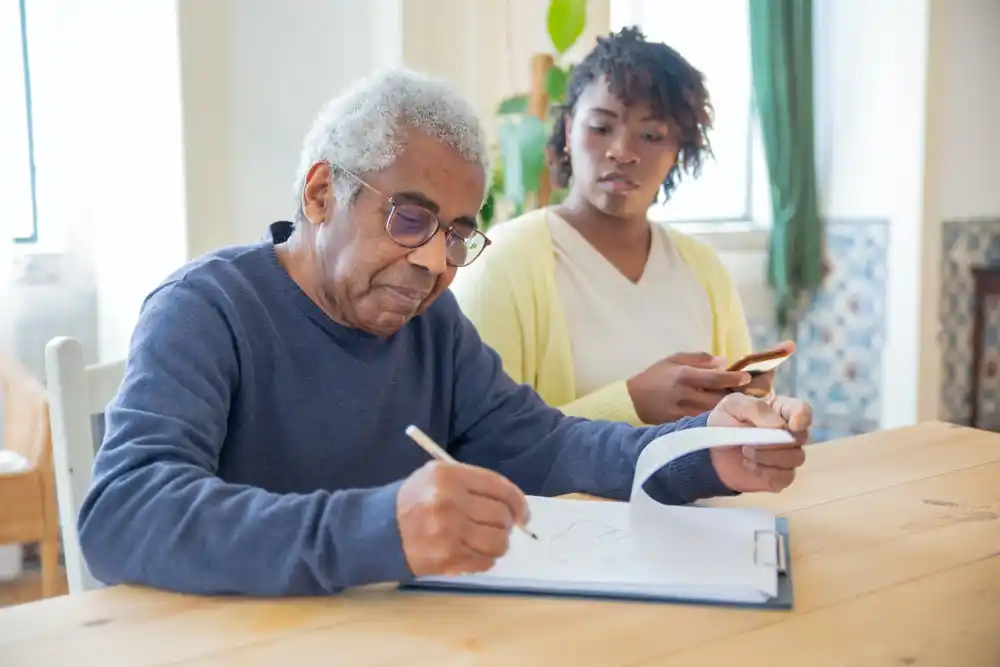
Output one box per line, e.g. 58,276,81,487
450,208,753,426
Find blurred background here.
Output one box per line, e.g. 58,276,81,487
1,0,998,444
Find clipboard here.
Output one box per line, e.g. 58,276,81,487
401,427,799,611
401,517,794,611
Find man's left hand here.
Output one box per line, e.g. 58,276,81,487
706,393,812,493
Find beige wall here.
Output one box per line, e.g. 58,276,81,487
401,0,610,139
917,0,1000,422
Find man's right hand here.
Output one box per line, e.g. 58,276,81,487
396,460,529,577
626,352,753,425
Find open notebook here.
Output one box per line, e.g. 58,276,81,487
403,427,796,609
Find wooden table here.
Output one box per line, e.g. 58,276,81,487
1,421,998,666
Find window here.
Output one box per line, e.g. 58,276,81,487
611,0,768,226
1,0,37,244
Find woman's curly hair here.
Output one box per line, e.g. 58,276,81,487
547,26,714,202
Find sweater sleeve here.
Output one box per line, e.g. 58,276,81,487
76,280,411,596
447,302,732,503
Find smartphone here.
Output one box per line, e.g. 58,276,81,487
727,344,795,376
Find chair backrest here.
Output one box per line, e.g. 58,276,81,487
44,336,126,594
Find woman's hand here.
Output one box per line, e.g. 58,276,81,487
626,352,752,424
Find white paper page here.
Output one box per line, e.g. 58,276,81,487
629,426,794,545
417,427,795,601
629,427,794,598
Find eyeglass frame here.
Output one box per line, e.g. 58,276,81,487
332,164,492,268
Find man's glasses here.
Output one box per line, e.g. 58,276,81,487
337,166,491,268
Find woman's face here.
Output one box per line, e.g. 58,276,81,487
564,77,680,220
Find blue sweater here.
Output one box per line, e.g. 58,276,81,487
77,240,729,597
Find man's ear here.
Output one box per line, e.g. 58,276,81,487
563,111,573,150
302,162,333,225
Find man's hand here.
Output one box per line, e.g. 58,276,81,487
706,393,812,493
396,460,529,577
627,352,752,424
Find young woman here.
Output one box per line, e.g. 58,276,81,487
452,26,790,426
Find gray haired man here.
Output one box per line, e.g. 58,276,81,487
78,68,811,596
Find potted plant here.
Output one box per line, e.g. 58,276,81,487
479,0,587,230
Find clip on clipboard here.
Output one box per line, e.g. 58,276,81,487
754,528,788,574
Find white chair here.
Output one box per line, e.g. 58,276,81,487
44,336,126,594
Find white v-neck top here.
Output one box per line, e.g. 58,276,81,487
548,211,714,398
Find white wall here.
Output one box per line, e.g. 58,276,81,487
86,0,191,362
811,0,933,427
401,0,610,141
918,0,1000,422
178,0,406,254
3,0,100,377
931,0,1000,220
4,0,188,373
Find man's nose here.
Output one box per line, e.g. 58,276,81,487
407,229,448,275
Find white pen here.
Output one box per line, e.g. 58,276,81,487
404,424,538,540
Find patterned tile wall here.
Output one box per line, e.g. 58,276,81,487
939,219,1000,428
750,219,889,442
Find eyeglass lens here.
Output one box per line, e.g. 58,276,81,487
386,204,485,267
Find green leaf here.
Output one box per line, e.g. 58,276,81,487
547,0,587,55
496,95,528,115
497,115,548,209
491,162,505,193
545,66,569,104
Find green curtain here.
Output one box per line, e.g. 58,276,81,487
748,0,825,332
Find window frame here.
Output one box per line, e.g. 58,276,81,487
609,0,771,242
647,93,758,226
11,0,39,245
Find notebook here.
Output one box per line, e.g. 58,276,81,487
403,427,796,609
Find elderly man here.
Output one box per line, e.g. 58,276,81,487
78,68,811,597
